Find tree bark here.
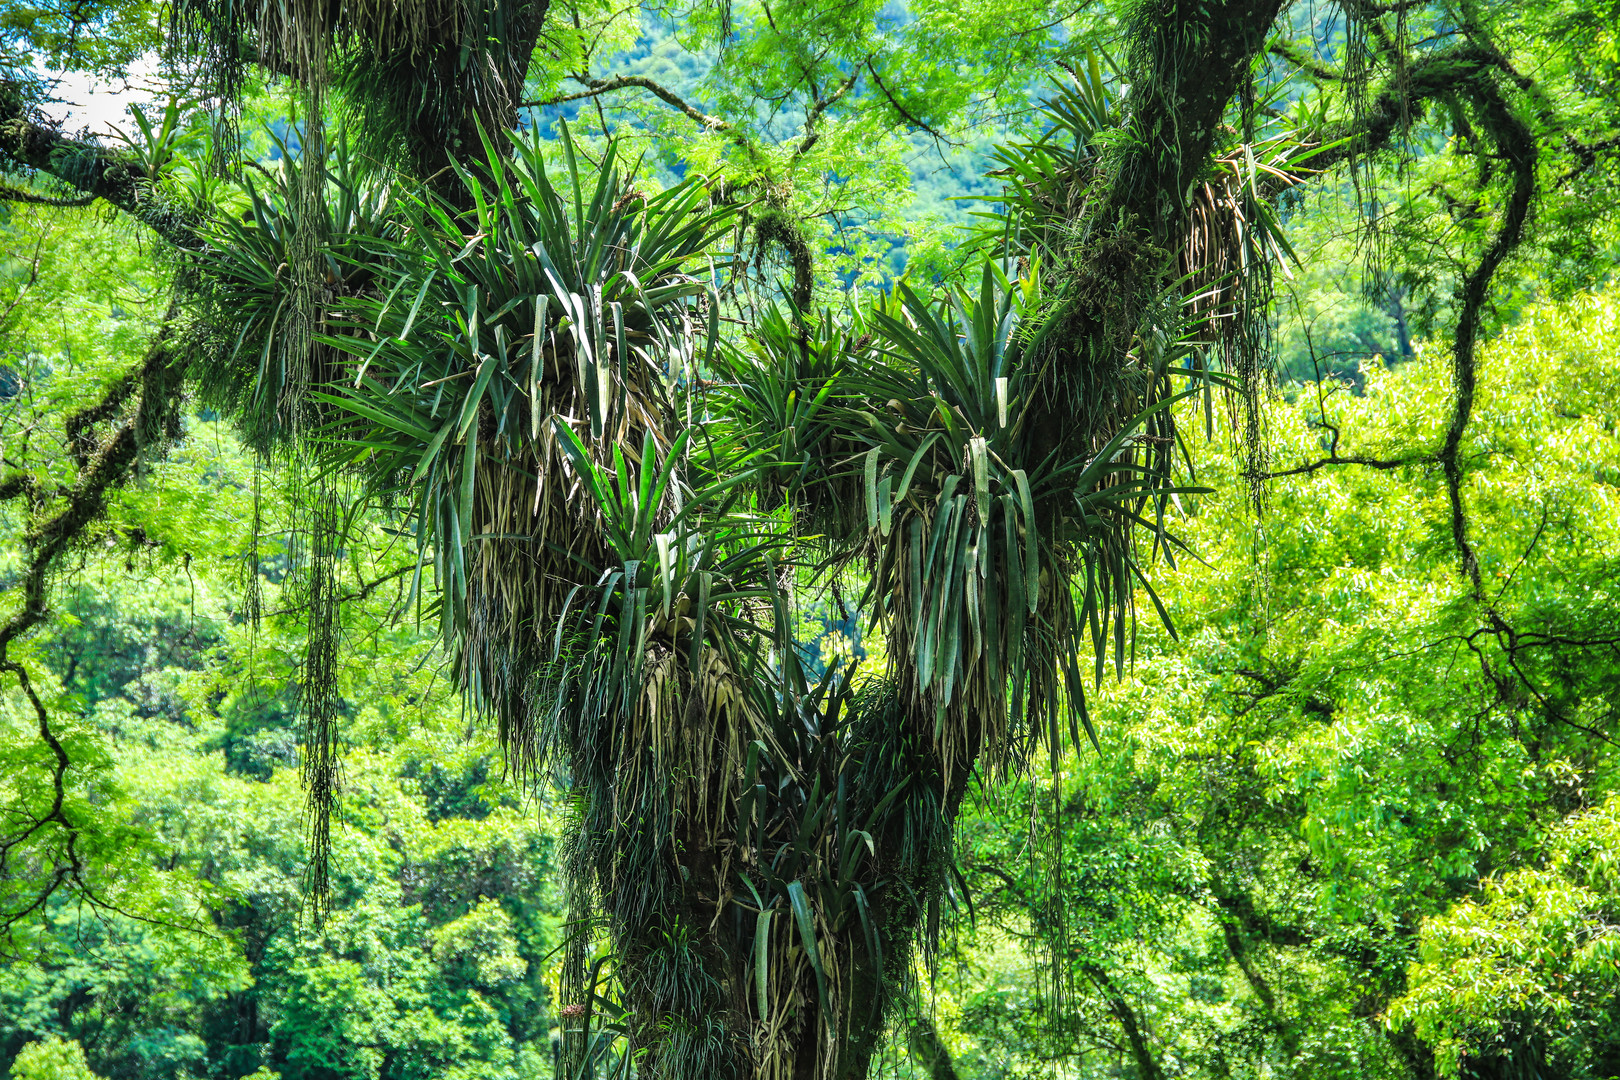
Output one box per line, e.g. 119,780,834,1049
5,3,1305,1074
785,4,1292,1076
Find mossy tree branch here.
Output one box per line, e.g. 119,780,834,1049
0,304,187,946
1305,44,1507,174
0,182,96,207
0,88,193,245
1440,74,1536,598
1030,0,1288,465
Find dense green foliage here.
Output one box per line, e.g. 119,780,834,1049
938,291,1620,1078
5,0,1620,1078
9,217,1620,1080
0,297,567,1076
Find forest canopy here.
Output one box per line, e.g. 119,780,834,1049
2,0,1620,1079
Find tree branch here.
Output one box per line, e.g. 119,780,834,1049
1440,72,1536,597
1027,0,1288,457
524,74,731,132
0,182,96,207
1262,453,1421,479
260,562,416,618
0,304,187,948
793,72,858,160
521,73,764,166
864,60,953,145
1306,44,1506,174
1268,41,1342,81
903,1009,963,1080
1555,133,1620,187
1078,963,1166,1080
0,86,192,245
1208,874,1300,1060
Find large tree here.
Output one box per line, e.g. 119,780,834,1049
4,0,1618,1077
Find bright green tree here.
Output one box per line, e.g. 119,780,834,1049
927,287,1620,1079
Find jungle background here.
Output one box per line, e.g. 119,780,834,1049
4,0,1620,1078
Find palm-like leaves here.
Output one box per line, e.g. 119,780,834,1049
979,59,1318,374
189,133,397,442
709,304,857,525
814,265,1207,781
305,132,879,1077
316,128,734,729
972,56,1118,261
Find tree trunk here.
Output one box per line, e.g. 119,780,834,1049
660,4,1292,1076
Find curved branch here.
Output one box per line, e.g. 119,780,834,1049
903,1010,963,1080
0,304,186,945
1440,75,1536,596
0,182,96,207
1,311,185,662
1268,41,1342,82
524,74,732,132
864,60,953,145
1306,44,1505,174
793,72,858,160
1078,963,1166,1080
520,73,764,168
1261,453,1421,479
1555,133,1620,189
1208,875,1300,1060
